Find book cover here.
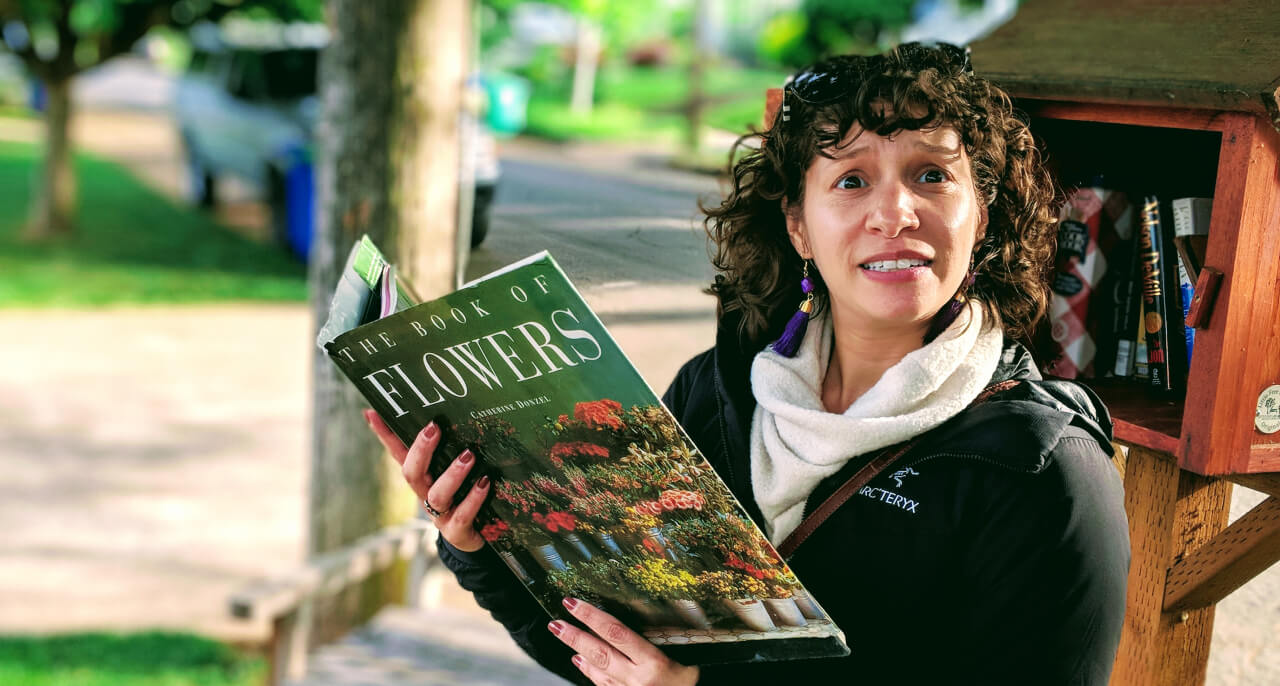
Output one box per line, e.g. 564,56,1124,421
318,239,849,665
1171,197,1212,284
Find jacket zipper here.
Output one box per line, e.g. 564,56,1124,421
897,451,1041,475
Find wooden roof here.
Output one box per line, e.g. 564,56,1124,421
970,0,1280,128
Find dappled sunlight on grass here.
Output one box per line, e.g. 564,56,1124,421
0,140,306,307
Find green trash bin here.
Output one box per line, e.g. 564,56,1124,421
483,73,530,138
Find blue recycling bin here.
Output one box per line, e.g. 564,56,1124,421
282,144,315,261
483,72,530,138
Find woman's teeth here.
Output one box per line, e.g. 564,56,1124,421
860,259,931,272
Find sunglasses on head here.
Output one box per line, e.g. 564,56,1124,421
781,42,973,121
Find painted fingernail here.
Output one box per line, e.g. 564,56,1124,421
458,450,474,466
562,597,578,610
477,475,490,489
548,620,563,637
363,410,375,426
572,655,584,669
423,422,438,439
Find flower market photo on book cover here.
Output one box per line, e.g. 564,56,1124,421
321,247,847,663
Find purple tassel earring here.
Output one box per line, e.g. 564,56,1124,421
924,269,977,344
772,261,816,358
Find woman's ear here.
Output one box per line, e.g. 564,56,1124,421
783,200,812,259
974,203,989,249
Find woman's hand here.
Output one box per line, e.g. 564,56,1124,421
364,409,489,553
550,598,700,686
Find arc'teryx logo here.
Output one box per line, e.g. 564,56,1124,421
891,467,920,488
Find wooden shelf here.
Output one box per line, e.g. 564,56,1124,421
1088,379,1184,456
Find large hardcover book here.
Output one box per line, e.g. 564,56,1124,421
317,237,849,665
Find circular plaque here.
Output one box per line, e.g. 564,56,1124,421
1257,385,1280,434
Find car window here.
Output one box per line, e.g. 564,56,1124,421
262,49,318,100
228,51,268,101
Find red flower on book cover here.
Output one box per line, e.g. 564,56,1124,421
549,441,609,468
574,399,625,430
480,520,510,543
532,510,578,533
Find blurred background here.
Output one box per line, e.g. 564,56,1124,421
0,1,1274,685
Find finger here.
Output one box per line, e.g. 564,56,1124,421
571,653,623,686
548,618,633,683
401,423,441,501
440,474,490,528
365,410,409,465
562,597,662,664
424,448,475,514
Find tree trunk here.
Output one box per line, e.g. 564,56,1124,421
570,20,599,114
25,76,76,239
308,0,468,645
685,0,709,154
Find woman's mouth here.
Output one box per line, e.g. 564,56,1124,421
859,258,932,272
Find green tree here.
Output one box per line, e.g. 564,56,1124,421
0,0,320,239
760,0,917,68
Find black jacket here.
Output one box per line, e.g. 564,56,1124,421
440,317,1130,686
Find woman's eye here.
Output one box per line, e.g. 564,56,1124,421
918,169,947,183
836,175,865,190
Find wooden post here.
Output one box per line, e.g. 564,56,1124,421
1110,444,1233,686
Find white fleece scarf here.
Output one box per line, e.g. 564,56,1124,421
749,301,1004,544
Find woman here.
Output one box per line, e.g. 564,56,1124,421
367,42,1129,685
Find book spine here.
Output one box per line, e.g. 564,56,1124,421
1178,259,1196,367
1108,235,1139,378
1137,196,1172,390
1134,298,1149,381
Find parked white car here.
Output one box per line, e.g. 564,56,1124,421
174,23,500,254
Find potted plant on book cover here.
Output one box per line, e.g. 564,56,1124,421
696,570,774,632
756,568,806,627
564,481,631,557
509,521,565,572
623,557,712,630
455,416,541,479
480,519,535,585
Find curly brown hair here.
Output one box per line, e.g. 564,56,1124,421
703,44,1058,345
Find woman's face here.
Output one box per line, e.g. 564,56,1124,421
786,123,987,338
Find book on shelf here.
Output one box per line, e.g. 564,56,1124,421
316,236,849,665
1171,197,1210,368
1176,258,1196,366
1171,197,1212,284
1135,196,1190,390
1109,212,1143,379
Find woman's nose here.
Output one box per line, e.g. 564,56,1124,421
865,182,919,238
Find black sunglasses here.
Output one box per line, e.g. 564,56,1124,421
781,42,973,121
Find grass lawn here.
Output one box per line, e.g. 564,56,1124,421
0,632,265,686
0,140,307,307
524,64,787,143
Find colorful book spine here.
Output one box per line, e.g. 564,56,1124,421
1171,197,1212,283
1134,298,1149,381
1177,259,1195,366
1137,196,1172,390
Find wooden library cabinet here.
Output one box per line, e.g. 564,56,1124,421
972,3,1280,684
